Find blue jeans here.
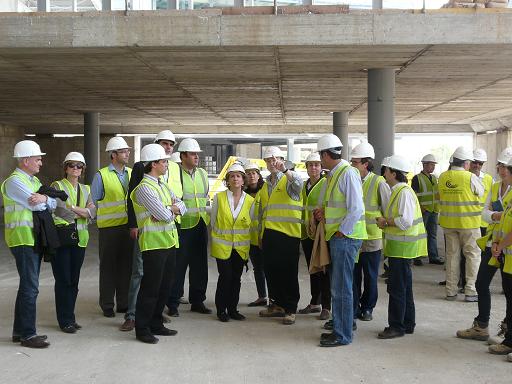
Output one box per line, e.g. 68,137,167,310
387,257,415,333
50,245,86,328
353,249,381,317
11,246,42,340
125,242,143,321
329,237,362,345
422,211,440,262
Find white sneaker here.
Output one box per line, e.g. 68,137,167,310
507,352,512,362
488,321,507,345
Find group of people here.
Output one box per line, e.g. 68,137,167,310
1,131,511,362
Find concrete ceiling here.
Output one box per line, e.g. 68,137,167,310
0,9,512,135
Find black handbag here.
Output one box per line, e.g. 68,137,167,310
55,183,81,247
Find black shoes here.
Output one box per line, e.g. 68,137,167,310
136,334,159,344
323,320,333,330
413,258,423,266
12,334,47,343
151,326,178,336
21,335,50,348
429,259,444,265
116,307,128,314
378,327,405,339
248,298,268,307
167,307,179,317
359,310,373,322
191,303,212,314
73,322,82,330
229,311,246,321
103,309,115,318
218,312,230,322
319,333,346,347
61,325,77,334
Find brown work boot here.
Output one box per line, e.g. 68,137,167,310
456,321,489,341
282,313,296,325
119,319,135,332
259,304,285,317
489,343,512,355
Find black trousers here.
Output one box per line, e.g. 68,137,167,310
98,225,134,312
135,247,176,336
215,250,245,314
301,238,331,309
263,229,300,314
387,258,415,333
503,271,512,347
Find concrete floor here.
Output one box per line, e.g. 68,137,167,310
0,227,510,384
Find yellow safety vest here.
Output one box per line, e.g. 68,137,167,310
438,170,481,229
479,173,494,228
96,166,132,228
477,182,512,250
51,179,90,248
383,184,427,259
211,190,254,260
323,164,367,241
489,201,512,275
1,170,41,247
301,177,327,240
130,176,178,252
259,175,303,239
180,167,210,229
165,161,183,199
250,192,261,246
362,172,386,240
415,172,439,213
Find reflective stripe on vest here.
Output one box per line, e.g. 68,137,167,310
180,167,210,229
363,173,386,240
301,178,327,240
96,166,132,228
416,172,439,213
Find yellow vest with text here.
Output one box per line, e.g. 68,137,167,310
489,201,512,275
415,172,439,213
438,170,481,229
363,172,386,240
259,175,303,239
383,185,427,259
324,164,367,241
211,191,254,261
1,170,41,247
51,179,90,248
301,178,327,240
180,167,210,229
130,177,178,252
96,166,132,228
479,173,494,228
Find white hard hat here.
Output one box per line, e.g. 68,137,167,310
263,146,285,159
317,134,343,153
13,140,46,158
244,162,260,172
140,143,170,163
105,136,130,152
497,147,512,164
507,157,512,167
177,138,202,153
169,152,181,163
421,154,437,163
350,142,375,160
473,148,487,162
305,152,321,163
381,156,391,167
387,155,413,174
452,146,473,161
154,130,176,143
63,152,85,165
227,164,245,174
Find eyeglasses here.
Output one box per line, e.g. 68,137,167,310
472,161,484,166
115,149,131,155
351,160,362,165
67,163,84,169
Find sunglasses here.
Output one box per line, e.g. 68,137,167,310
472,161,484,166
67,163,84,169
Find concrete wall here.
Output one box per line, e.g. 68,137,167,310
236,143,261,159
475,130,512,178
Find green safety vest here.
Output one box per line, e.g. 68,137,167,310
130,176,178,252
180,167,210,229
259,175,304,239
415,172,439,213
489,200,512,275
479,173,494,228
477,182,512,250
438,170,482,229
324,164,367,241
96,166,132,228
51,179,90,248
383,184,427,259
211,190,254,261
1,170,41,247
250,192,261,246
301,178,327,240
362,172,386,240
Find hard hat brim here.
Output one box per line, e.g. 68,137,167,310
13,152,46,158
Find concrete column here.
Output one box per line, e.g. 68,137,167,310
234,0,244,7
37,0,50,11
102,0,111,10
287,138,298,162
188,0,193,9
372,0,383,9
302,0,313,5
84,112,100,185
367,68,395,169
71,0,77,11
168,0,178,9
333,111,349,160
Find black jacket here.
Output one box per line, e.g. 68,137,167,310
127,161,145,229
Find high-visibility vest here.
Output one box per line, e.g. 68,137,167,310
438,170,481,229
163,161,183,225
383,184,427,259
477,182,512,250
250,192,261,246
363,172,386,240
259,175,303,239
324,164,367,241
479,173,494,228
96,166,132,228
489,201,512,275
1,170,41,247
180,167,210,229
130,176,178,252
301,177,327,240
415,172,439,213
51,179,90,248
211,190,254,260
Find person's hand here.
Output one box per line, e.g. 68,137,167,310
376,217,387,229
491,242,501,258
313,208,325,222
28,193,47,206
170,204,181,216
273,156,286,172
150,216,159,222
491,212,502,221
334,231,345,238
129,228,138,240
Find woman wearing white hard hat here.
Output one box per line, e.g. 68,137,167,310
130,144,185,344
210,164,255,322
376,155,427,339
470,148,494,235
50,152,96,334
244,162,268,308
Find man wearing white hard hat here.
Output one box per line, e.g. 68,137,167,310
167,138,212,316
313,134,366,347
350,142,391,323
438,146,484,302
91,136,134,317
411,154,443,265
258,145,304,325
130,144,184,344
376,155,427,339
470,149,494,234
1,140,56,348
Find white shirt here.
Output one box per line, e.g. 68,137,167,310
389,182,417,231
226,189,246,220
